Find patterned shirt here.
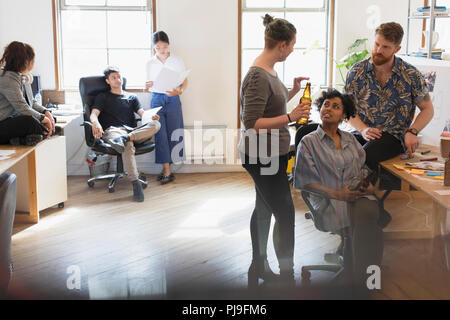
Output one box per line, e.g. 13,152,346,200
345,56,429,148
293,125,366,232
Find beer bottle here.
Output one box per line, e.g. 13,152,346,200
297,82,311,125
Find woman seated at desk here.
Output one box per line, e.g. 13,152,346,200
0,41,55,146
293,89,383,291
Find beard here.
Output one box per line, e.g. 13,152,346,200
372,52,392,66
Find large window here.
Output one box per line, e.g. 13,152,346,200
241,0,331,88
59,0,153,89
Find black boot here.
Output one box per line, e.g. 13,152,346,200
109,135,130,154
132,180,144,202
9,134,44,146
248,259,279,288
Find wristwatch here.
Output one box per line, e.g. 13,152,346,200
405,128,419,136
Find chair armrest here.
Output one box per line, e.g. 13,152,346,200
300,187,331,231
81,121,98,147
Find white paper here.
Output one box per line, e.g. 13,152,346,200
0,150,15,157
149,67,190,92
0,150,15,161
141,107,162,125
434,190,450,196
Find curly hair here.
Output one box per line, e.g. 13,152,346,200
314,88,357,120
0,41,35,74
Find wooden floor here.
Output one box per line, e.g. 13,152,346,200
6,172,450,299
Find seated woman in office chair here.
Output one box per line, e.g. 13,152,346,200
293,89,383,291
0,41,55,146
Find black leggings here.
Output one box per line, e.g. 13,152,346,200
242,154,295,273
0,115,44,144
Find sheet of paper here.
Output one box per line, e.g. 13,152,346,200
0,150,15,161
150,67,190,92
141,107,162,125
435,189,450,195
0,150,15,157
410,169,425,175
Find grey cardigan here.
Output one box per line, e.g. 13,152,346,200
0,70,46,122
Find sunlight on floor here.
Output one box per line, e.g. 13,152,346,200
169,197,251,239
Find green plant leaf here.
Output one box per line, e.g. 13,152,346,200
348,38,368,51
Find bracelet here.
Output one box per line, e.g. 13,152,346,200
287,113,292,123
405,128,419,136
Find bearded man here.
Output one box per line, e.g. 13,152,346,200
345,22,434,174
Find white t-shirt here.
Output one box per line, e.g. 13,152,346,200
146,54,186,93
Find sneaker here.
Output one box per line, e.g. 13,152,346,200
132,180,144,202
156,172,164,181
109,136,129,154
160,173,175,185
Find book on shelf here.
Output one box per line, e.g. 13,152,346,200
417,5,447,12
418,47,445,54
413,8,449,16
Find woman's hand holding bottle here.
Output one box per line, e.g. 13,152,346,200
288,102,311,123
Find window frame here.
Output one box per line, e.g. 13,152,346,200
238,0,335,128
53,0,156,91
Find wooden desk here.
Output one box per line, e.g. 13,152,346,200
380,145,448,239
0,136,68,224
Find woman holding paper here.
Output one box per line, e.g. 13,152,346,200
146,31,188,184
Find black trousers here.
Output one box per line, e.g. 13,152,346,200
353,132,404,184
0,115,44,144
242,154,295,273
347,198,384,287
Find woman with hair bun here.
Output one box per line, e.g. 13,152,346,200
238,14,311,287
146,31,188,185
0,41,55,145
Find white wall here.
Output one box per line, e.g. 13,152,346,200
156,0,238,130
0,0,56,90
333,0,410,85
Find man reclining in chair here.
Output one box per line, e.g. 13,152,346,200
90,66,161,202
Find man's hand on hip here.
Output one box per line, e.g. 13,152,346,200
361,127,382,141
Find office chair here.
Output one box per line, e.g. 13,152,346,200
299,187,352,283
79,76,155,193
0,172,17,295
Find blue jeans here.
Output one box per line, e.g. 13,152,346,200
150,93,185,164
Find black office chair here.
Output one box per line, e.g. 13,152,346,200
79,76,155,193
299,188,352,283
0,172,17,296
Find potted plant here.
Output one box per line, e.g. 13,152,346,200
336,38,370,84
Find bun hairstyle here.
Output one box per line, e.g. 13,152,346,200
262,14,297,49
0,41,35,75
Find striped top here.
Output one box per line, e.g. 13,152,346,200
293,125,366,232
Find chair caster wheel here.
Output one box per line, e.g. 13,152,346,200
109,187,115,193
88,181,95,188
58,202,64,208
301,269,311,280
